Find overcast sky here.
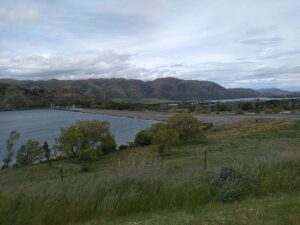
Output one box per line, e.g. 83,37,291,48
0,0,300,90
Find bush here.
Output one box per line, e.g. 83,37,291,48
134,128,153,146
202,122,213,130
77,148,99,161
16,139,44,166
135,114,205,152
118,145,129,150
264,108,274,114
166,113,204,141
152,124,180,155
235,108,245,114
215,167,257,202
80,166,90,173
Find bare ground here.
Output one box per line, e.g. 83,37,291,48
75,109,300,126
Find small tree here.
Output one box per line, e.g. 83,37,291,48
166,113,204,141
55,120,117,159
43,141,51,166
16,139,44,166
152,124,180,155
2,130,20,168
149,114,205,154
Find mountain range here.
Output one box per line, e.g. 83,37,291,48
0,77,259,101
257,88,293,97
0,77,297,101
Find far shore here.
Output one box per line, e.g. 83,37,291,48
62,108,300,126
2,107,299,126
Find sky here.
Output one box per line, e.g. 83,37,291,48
0,0,300,90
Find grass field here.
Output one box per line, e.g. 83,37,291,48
0,119,299,225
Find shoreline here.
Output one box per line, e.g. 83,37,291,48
76,109,170,121
66,108,300,126
1,107,299,126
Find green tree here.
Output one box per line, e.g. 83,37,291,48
55,120,116,159
43,141,51,165
16,139,44,166
151,114,204,154
2,130,20,168
166,113,204,141
152,124,180,155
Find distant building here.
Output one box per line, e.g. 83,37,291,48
168,103,178,107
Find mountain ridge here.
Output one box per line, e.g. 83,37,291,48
1,77,262,101
257,88,292,96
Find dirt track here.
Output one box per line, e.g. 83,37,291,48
77,109,300,126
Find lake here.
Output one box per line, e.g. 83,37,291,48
0,109,156,158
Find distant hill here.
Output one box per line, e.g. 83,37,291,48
258,88,292,97
1,77,262,101
228,88,261,98
0,82,103,110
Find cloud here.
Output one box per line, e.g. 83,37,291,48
247,66,300,79
245,25,278,36
0,0,300,90
0,8,39,22
0,52,130,80
0,51,299,91
0,51,179,80
240,37,283,47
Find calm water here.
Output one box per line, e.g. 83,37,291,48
0,109,156,158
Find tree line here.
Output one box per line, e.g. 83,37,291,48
1,113,207,168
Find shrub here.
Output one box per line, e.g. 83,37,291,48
77,148,99,161
118,145,129,150
2,130,20,167
235,108,245,114
152,124,180,155
135,114,205,152
16,139,44,166
166,113,204,141
264,108,274,114
215,167,257,202
134,128,153,146
80,166,90,172
43,141,51,165
202,122,213,130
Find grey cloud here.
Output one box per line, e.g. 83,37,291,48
0,0,300,91
245,25,278,36
0,52,131,79
0,8,39,22
0,52,177,81
170,64,184,68
258,49,300,60
247,66,300,79
240,37,283,46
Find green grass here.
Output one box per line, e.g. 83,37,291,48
0,120,300,225
72,193,300,225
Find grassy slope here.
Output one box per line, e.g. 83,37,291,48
74,193,300,225
0,119,300,225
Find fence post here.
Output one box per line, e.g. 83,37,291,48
204,151,207,170
60,167,64,183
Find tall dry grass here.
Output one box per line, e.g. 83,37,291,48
0,154,300,225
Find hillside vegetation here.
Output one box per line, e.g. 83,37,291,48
0,82,104,110
1,77,262,101
0,118,300,225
